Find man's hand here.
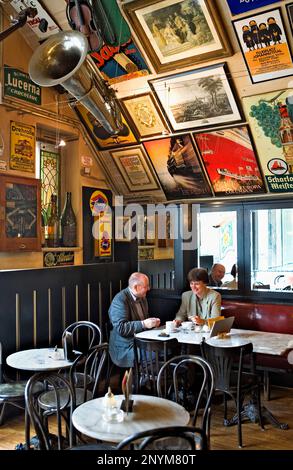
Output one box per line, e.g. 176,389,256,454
194,315,205,325
143,317,160,329
173,319,182,327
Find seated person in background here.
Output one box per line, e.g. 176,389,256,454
223,263,238,289
174,268,222,326
208,263,226,287
108,272,160,368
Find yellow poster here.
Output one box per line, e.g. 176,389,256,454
94,216,112,257
10,121,35,172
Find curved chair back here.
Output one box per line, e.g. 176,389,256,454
200,340,263,447
62,321,101,354
25,371,76,450
157,354,214,441
116,425,207,450
133,337,180,395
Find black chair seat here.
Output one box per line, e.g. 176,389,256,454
38,388,93,410
0,381,27,399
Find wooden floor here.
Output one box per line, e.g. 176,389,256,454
0,386,293,451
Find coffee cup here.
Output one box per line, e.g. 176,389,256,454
181,321,193,331
165,321,176,333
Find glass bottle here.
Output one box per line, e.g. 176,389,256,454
47,194,59,248
60,192,77,247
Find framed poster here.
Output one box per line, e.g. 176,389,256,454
232,8,293,84
0,174,41,252
226,0,282,16
90,37,150,84
110,146,160,192
194,125,266,196
123,0,231,73
243,89,293,193
149,63,242,132
10,121,35,173
286,3,293,31
74,104,138,150
120,93,169,138
143,134,212,200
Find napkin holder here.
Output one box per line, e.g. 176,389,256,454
120,398,134,413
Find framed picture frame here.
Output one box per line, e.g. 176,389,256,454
74,104,138,150
143,134,212,200
110,146,160,192
193,125,266,196
120,93,169,138
0,174,41,252
226,0,281,16
232,7,293,84
149,63,242,133
242,89,293,193
123,0,232,73
286,3,293,32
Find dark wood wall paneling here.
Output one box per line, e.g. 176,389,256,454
0,263,129,359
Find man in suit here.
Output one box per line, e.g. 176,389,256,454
108,272,160,367
208,263,226,287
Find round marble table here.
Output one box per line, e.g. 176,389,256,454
6,348,73,371
72,394,190,443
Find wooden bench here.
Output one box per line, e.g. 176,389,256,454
222,300,293,399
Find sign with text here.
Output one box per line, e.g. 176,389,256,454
43,251,74,267
4,66,41,105
227,0,281,15
10,121,35,173
10,0,59,40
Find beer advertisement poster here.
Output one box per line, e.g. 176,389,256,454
243,89,293,193
10,121,35,173
90,38,149,85
194,126,266,196
227,1,281,16
232,8,293,83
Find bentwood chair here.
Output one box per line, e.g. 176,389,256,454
200,340,264,448
37,343,109,416
133,337,180,395
25,370,114,451
116,425,208,450
157,355,214,445
62,321,102,354
0,342,27,425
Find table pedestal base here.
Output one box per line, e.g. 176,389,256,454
223,402,289,430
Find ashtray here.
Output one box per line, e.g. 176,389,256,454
102,408,124,423
158,331,170,337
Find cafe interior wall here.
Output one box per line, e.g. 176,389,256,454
1,1,293,269
0,12,111,270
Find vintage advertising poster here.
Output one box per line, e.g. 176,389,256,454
10,121,35,172
194,126,265,196
243,89,293,193
4,66,41,105
232,8,293,83
227,0,281,16
94,217,112,258
74,104,137,150
143,135,212,200
90,38,149,84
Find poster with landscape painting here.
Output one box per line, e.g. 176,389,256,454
143,134,212,200
149,63,242,132
243,89,293,193
194,126,266,196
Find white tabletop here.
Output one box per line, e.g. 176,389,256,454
136,326,293,356
6,348,73,371
72,394,190,443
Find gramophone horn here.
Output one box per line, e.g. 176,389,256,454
28,31,122,135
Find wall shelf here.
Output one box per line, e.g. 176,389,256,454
42,247,82,252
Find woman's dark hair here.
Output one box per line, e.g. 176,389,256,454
187,268,209,284
231,264,237,278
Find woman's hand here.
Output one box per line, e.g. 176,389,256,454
173,319,182,327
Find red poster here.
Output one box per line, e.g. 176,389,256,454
194,126,266,196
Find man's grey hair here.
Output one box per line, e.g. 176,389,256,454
128,272,148,289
